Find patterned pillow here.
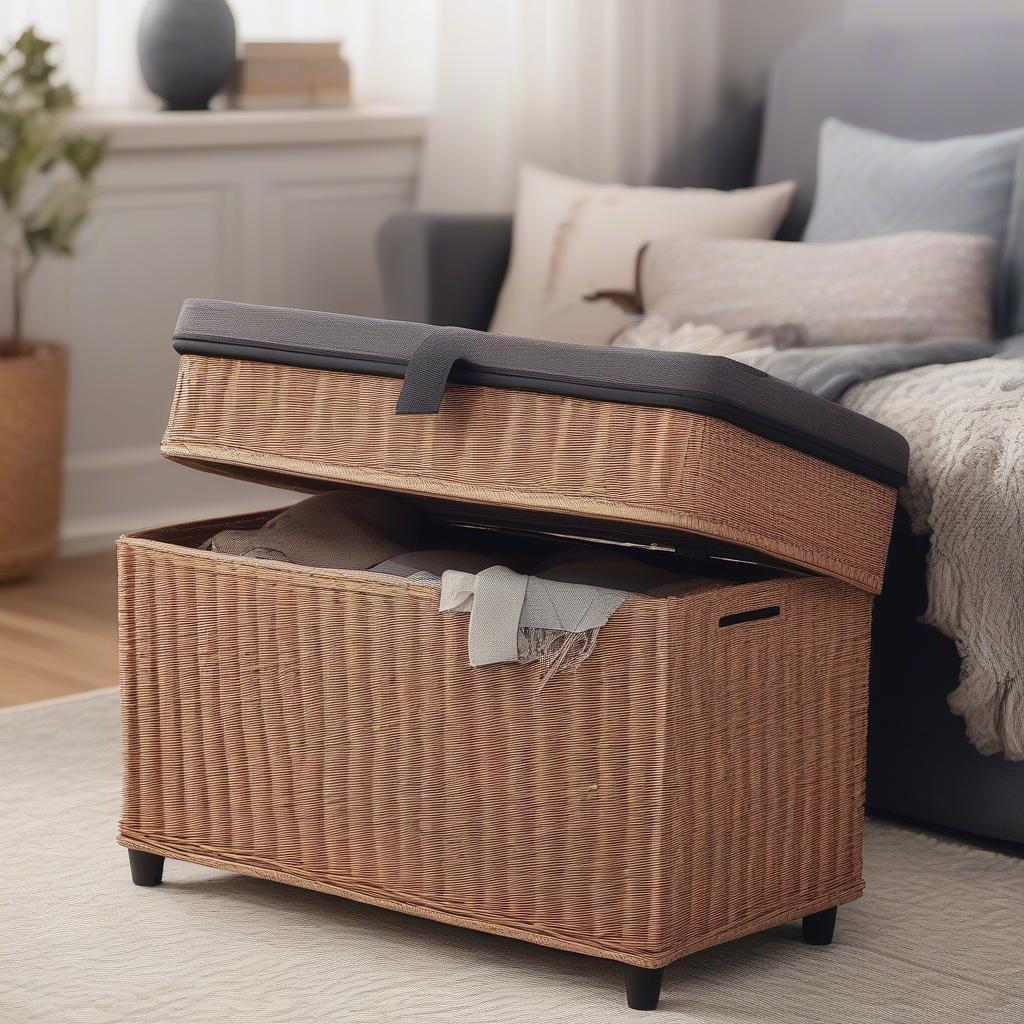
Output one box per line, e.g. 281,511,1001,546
489,165,796,346
804,119,1024,333
632,232,996,346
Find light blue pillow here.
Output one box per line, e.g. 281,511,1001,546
804,118,1024,334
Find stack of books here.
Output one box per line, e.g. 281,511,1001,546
230,41,350,110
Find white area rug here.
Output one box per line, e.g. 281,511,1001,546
1,690,1022,1024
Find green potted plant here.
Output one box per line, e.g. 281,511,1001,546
0,28,106,581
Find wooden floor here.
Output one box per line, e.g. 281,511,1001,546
0,552,118,708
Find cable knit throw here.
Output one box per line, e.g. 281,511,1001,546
840,352,1024,760
617,318,1024,758
722,337,1024,758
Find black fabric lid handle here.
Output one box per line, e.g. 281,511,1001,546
395,328,468,414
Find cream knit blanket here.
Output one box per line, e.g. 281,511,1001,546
840,356,1024,759
623,322,1024,758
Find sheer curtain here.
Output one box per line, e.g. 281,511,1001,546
0,1,722,209
0,0,436,108
417,0,722,210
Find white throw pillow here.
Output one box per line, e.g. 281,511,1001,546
489,165,796,346
631,231,996,345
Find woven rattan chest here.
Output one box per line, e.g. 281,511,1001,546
118,301,907,1011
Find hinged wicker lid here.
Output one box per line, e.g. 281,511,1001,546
163,299,905,592
173,299,909,486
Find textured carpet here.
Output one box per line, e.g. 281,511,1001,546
1,690,1022,1024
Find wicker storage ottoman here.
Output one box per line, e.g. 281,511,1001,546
118,301,908,1011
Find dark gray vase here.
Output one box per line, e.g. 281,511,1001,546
138,0,236,111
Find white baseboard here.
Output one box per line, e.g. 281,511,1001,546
60,444,298,556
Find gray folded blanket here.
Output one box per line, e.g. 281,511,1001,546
438,550,703,683
736,337,999,399
204,492,694,680
531,548,692,595
203,490,425,569
438,565,632,684
371,549,509,583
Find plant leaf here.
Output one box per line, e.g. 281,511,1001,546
63,134,107,181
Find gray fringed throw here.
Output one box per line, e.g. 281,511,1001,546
439,565,633,685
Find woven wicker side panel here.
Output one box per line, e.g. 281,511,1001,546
661,580,871,950
161,355,895,592
119,534,870,965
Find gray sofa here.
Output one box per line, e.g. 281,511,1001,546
376,22,1024,846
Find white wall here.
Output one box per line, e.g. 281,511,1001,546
0,109,425,555
719,0,1024,106
845,0,1024,24
719,0,840,104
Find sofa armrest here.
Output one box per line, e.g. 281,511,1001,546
377,212,512,329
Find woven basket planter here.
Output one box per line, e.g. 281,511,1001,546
0,342,67,583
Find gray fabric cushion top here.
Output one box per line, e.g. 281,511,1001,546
174,299,909,486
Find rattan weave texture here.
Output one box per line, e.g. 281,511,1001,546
0,343,66,581
118,515,872,967
160,355,896,593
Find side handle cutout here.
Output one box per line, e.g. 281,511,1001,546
719,605,780,628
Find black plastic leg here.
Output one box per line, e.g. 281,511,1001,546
128,849,165,887
624,966,664,1011
802,905,837,945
